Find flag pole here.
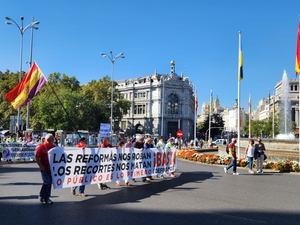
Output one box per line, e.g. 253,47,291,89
298,75,300,163
194,85,197,146
237,31,243,159
272,94,275,138
248,93,251,138
296,16,300,163
208,89,212,145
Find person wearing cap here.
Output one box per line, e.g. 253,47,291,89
254,137,266,173
71,137,87,197
224,138,239,175
165,138,176,177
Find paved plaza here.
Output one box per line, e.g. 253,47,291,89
1,159,300,225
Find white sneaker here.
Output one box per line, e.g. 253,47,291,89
233,172,239,175
224,167,228,173
97,183,101,189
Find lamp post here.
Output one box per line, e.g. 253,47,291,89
100,51,125,141
5,16,40,133
27,17,39,130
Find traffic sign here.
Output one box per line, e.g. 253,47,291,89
176,130,184,138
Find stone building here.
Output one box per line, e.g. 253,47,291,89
116,61,196,139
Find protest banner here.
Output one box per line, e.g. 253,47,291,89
1,142,38,161
48,146,177,189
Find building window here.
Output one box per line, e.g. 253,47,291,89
134,104,145,114
291,85,294,91
295,85,298,91
167,93,179,114
121,121,126,130
134,92,146,99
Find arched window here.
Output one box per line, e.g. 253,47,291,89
167,94,179,114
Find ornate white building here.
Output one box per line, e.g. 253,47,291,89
116,61,196,139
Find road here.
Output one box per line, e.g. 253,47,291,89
1,159,300,225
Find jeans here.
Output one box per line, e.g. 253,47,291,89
247,156,253,170
72,185,85,194
226,158,237,173
40,172,52,201
256,154,264,172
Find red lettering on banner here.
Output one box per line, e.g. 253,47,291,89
155,152,162,166
56,178,62,187
67,177,72,184
116,172,124,179
172,152,176,165
98,175,103,181
154,150,176,167
106,174,113,180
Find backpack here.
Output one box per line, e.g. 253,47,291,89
226,144,229,154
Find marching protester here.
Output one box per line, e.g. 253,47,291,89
131,135,136,144
143,137,154,181
35,133,56,204
71,137,88,196
255,137,266,173
224,138,239,175
133,136,151,182
97,137,111,190
125,138,133,148
156,136,166,178
116,140,132,187
165,138,176,177
245,139,255,174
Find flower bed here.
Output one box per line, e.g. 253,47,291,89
177,149,300,172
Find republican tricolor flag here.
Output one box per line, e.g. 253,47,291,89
6,62,47,109
238,31,243,81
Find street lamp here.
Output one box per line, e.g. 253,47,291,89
100,51,125,141
5,16,40,133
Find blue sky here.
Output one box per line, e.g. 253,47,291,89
1,0,300,114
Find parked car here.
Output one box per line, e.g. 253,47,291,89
212,139,224,145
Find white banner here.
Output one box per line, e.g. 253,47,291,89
1,143,38,161
48,147,177,189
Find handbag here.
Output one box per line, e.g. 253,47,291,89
264,153,267,160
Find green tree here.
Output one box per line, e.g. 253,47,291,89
198,113,224,139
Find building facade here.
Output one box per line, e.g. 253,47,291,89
116,62,196,140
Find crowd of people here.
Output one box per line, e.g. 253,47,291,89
224,137,266,175
34,133,178,205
